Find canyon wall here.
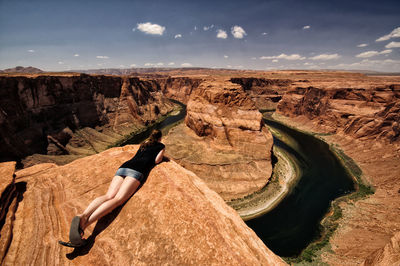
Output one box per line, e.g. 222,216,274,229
164,79,274,200
157,77,203,104
0,75,175,165
277,85,400,143
272,73,400,265
231,77,291,110
0,147,286,265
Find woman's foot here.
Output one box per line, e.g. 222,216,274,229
77,214,88,236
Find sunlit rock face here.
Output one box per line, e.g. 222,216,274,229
277,84,400,143
0,74,175,165
165,79,274,200
0,146,286,265
271,72,400,265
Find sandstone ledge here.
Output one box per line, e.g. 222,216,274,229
1,146,285,265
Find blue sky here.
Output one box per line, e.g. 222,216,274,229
1,0,400,72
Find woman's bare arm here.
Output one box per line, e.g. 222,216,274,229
155,149,165,164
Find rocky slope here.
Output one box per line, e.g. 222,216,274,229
0,74,176,165
164,79,274,200
273,72,400,265
0,146,286,265
362,232,400,266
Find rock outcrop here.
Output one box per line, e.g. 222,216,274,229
164,79,274,200
270,71,400,265
0,74,176,165
0,146,286,265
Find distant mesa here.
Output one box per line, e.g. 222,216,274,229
0,66,44,74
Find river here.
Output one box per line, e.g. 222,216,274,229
245,118,355,257
122,101,355,258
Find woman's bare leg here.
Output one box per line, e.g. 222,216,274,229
79,176,124,230
84,177,141,229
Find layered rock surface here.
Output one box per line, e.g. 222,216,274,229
231,78,291,111
0,146,285,265
0,74,175,165
271,72,400,265
164,79,274,200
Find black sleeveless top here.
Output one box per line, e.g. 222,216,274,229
119,142,165,176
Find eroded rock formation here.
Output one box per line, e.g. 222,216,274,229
231,77,291,110
277,85,400,143
0,74,176,165
158,77,203,104
0,147,286,265
271,72,400,265
362,232,400,266
164,79,274,200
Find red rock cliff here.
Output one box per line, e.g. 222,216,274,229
164,79,274,200
271,72,400,265
0,74,175,164
0,148,286,265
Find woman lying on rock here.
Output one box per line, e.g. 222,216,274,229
59,129,165,247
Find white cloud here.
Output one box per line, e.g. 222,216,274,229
332,59,400,69
272,59,279,63
130,64,136,67
181,63,192,67
303,25,311,30
156,62,164,66
217,29,227,39
262,32,267,36
356,51,378,58
168,62,175,66
356,50,392,58
174,34,182,39
231,25,247,39
357,43,368,47
203,24,214,31
385,41,400,48
251,57,257,60
74,54,79,57
304,62,313,66
132,28,136,32
96,55,109,59
119,64,126,68
224,55,229,58
309,53,341,60
137,22,165,35
58,61,64,65
144,63,154,66
376,27,400,42
380,49,392,54
28,49,35,53
194,26,197,31
260,53,306,60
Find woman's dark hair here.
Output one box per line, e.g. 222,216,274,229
140,129,162,151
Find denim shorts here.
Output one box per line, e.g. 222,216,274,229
115,168,144,183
